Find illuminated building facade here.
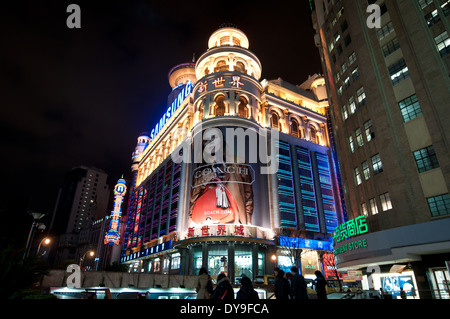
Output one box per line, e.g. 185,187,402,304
120,26,345,283
310,0,450,298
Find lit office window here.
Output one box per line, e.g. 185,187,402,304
425,9,440,26
349,135,355,153
348,52,357,65
377,21,394,40
364,120,375,141
369,198,379,215
434,31,450,57
351,68,360,81
371,154,383,175
342,104,348,120
382,38,401,57
341,62,347,74
398,94,423,122
349,96,356,114
441,1,449,16
355,128,364,147
380,193,393,211
354,167,362,186
361,203,368,217
344,77,350,89
427,193,450,217
388,58,410,85
362,161,370,180
413,145,440,173
356,87,366,106
418,0,433,10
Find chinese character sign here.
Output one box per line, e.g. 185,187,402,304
333,216,368,244
104,178,127,245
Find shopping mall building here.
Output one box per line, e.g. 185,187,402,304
117,26,346,284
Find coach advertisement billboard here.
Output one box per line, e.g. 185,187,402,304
173,123,278,238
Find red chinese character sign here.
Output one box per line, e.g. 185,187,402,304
104,177,127,245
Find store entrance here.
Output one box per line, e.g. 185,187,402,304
431,268,450,299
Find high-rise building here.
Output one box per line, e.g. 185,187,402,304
310,0,450,298
119,26,345,284
49,166,111,265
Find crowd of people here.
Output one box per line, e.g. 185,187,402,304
195,266,328,300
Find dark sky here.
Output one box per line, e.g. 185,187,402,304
0,0,322,246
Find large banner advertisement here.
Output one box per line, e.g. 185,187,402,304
190,163,254,225
184,125,275,236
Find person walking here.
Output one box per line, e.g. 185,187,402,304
210,273,234,300
274,269,291,299
237,276,259,300
196,267,213,299
314,270,327,300
290,267,309,300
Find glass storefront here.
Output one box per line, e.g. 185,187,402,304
429,268,450,299
192,247,202,275
208,245,228,276
235,246,253,279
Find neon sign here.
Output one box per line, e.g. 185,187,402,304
333,215,368,244
104,177,127,245
150,81,192,140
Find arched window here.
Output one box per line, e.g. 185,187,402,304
291,119,300,138
215,95,226,116
234,61,247,73
214,60,228,72
271,112,279,130
238,96,248,118
310,125,318,143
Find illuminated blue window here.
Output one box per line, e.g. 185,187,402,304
277,141,297,228
296,147,320,232
316,153,338,233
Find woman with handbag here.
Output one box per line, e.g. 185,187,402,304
210,273,234,300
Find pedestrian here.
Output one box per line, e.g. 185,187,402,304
196,267,213,299
210,273,234,300
314,270,327,299
400,287,407,300
290,267,309,300
274,269,291,299
237,276,259,300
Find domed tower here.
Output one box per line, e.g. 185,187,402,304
168,62,197,89
193,25,263,123
131,132,150,182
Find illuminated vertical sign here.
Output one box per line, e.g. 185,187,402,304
104,177,127,245
150,81,193,140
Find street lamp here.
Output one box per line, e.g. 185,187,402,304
80,250,95,268
37,237,51,255
23,211,46,259
271,254,277,268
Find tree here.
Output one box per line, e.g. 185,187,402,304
322,252,342,291
273,228,307,271
0,246,50,299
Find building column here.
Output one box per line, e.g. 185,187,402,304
228,242,235,283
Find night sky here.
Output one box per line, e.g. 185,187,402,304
0,0,322,247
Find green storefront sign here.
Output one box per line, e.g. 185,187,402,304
334,239,368,256
333,216,369,257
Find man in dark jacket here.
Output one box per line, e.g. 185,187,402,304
237,276,259,300
314,271,327,299
290,267,309,300
274,269,291,299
